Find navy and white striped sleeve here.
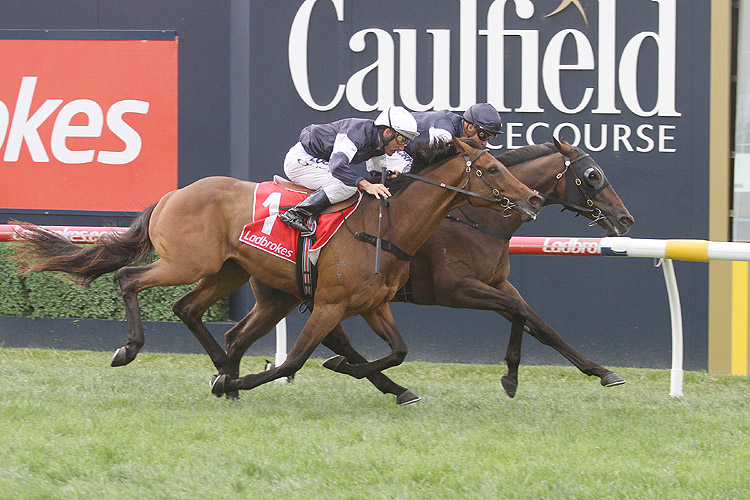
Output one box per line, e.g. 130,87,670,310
328,132,363,187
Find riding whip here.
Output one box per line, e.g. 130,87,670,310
374,166,387,274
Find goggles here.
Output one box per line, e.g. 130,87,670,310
394,133,410,146
475,127,498,142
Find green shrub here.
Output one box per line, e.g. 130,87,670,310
0,244,230,322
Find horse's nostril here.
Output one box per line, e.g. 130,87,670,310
529,194,543,207
620,215,634,226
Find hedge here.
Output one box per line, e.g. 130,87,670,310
0,244,230,322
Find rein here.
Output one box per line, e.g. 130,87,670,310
446,207,511,240
400,148,516,216
345,147,518,261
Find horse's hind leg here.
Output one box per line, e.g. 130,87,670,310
216,303,354,394
111,260,205,367
172,260,250,371
322,324,420,405
217,278,301,397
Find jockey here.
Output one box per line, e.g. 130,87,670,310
280,106,419,236
366,102,503,174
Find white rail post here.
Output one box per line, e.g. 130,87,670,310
274,318,288,383
659,258,684,397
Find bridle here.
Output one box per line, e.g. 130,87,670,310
345,146,527,264
542,148,610,227
400,147,520,218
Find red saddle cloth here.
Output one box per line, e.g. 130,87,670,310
238,181,361,263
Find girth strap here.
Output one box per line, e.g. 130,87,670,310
352,231,413,261
394,278,414,303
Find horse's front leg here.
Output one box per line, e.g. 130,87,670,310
322,323,420,405
499,281,626,389
523,307,626,387
431,277,532,395
321,303,408,380
500,316,525,398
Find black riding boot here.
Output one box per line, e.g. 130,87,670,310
279,188,331,237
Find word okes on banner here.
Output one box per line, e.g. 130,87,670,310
0,33,178,212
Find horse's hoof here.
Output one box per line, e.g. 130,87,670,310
396,389,421,406
601,371,626,387
322,355,347,372
211,374,228,395
110,347,132,367
501,375,518,398
210,375,223,397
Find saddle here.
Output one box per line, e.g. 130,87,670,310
273,176,359,214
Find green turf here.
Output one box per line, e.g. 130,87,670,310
0,347,747,500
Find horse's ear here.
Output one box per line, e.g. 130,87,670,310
454,136,483,152
453,136,471,153
553,137,572,154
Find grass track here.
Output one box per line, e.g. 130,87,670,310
0,347,748,500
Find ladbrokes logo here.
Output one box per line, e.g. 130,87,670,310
0,36,177,212
239,225,296,262
1,76,148,165
541,237,601,255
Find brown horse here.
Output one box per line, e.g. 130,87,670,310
14,137,542,396
220,138,633,403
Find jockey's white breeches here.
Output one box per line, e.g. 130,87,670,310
283,142,358,203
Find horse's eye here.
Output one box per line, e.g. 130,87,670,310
487,166,499,174
584,167,603,188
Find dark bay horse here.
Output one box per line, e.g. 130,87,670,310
316,138,634,402
224,138,633,403
15,138,542,395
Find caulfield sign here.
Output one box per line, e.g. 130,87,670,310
0,33,178,212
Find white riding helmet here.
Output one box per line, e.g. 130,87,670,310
374,106,419,140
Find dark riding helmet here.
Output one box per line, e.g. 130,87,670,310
463,103,503,135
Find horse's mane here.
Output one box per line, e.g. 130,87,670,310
495,143,557,167
384,139,459,195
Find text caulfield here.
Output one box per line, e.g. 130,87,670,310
289,0,679,117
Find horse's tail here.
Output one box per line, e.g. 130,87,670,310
13,202,158,286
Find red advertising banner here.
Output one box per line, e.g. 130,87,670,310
0,34,177,211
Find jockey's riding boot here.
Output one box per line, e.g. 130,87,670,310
279,188,331,237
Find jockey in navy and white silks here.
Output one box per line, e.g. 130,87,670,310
280,106,419,236
366,102,504,174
